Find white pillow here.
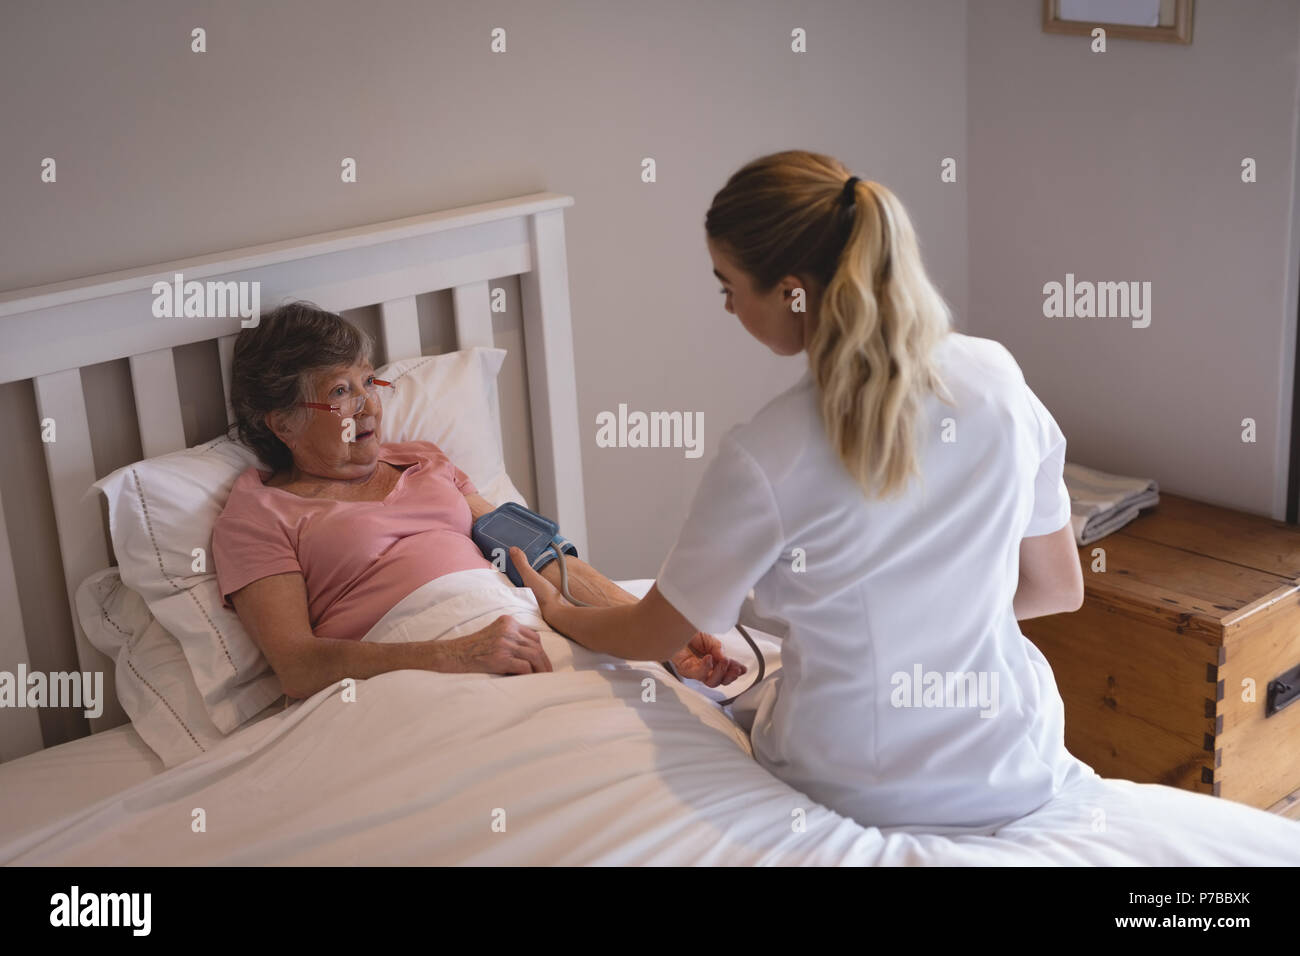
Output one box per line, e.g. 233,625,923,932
91,345,525,735
92,437,284,732
376,347,527,507
74,567,227,767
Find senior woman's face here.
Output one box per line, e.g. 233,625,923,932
274,360,384,481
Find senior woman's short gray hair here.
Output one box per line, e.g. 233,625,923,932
226,301,375,474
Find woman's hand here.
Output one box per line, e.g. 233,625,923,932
670,632,747,686
438,614,552,675
510,547,745,684
509,546,571,628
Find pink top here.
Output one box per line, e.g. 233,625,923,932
213,440,492,641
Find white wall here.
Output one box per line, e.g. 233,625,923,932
0,0,969,580
968,0,1300,517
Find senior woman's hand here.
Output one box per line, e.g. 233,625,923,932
440,614,553,675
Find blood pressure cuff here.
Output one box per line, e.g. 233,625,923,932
471,501,578,587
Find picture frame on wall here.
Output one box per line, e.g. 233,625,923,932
1042,0,1194,45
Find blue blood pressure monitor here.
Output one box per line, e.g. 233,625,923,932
472,501,578,588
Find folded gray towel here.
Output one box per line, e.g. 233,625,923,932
1062,463,1159,546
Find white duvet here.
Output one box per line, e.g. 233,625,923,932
3,569,1298,865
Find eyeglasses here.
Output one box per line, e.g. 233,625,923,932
295,376,394,420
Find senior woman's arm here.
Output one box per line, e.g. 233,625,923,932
511,549,698,663
465,494,744,685
464,493,636,608
231,570,548,700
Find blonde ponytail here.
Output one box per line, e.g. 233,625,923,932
705,151,955,499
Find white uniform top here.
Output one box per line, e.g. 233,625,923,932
656,332,1091,832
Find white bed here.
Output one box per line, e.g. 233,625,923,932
1,193,1298,866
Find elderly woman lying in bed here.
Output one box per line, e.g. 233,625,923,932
213,302,745,701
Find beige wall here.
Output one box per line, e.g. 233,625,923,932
968,0,1300,518
0,0,968,585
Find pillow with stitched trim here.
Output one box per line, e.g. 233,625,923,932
75,566,228,767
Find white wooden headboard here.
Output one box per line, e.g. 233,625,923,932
0,191,586,759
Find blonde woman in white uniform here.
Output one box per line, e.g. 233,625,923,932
512,149,1091,832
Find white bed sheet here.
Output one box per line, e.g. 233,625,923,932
0,722,161,840
1,574,1297,865
0,702,287,845
0,576,770,846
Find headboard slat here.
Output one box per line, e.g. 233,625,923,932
452,281,502,449
129,349,187,459
32,370,128,732
218,333,238,426
519,209,588,556
378,296,421,364
0,484,46,761
452,281,493,349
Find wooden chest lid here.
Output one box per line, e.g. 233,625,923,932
1078,493,1300,639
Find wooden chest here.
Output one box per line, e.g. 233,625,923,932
1020,493,1300,812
